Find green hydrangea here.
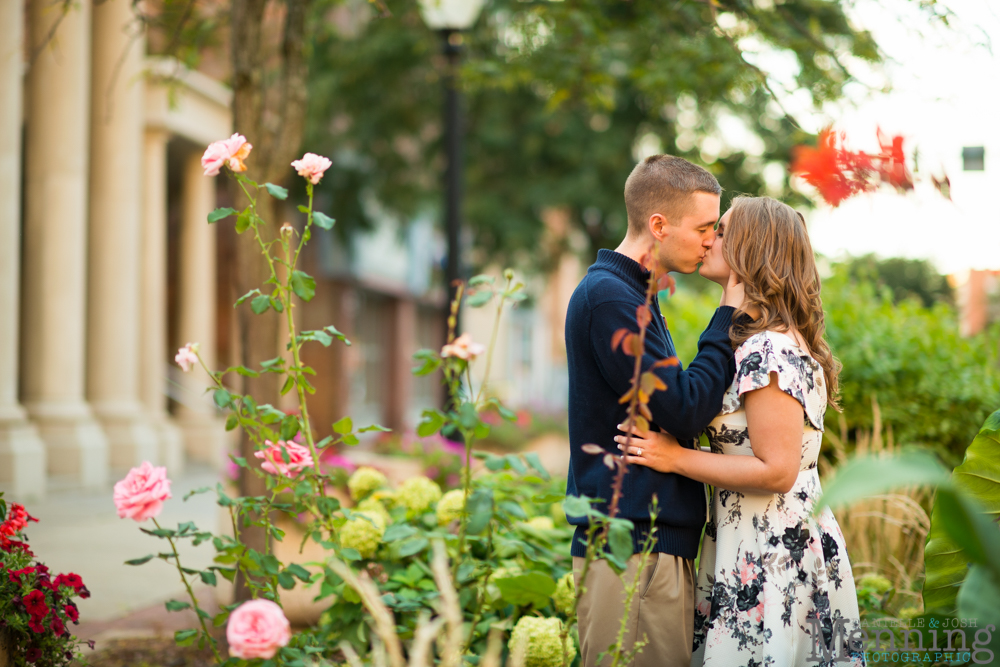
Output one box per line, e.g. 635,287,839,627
857,573,893,595
509,616,575,667
396,476,442,516
347,466,388,501
356,497,391,526
526,516,555,531
552,572,575,615
437,489,466,525
340,511,385,559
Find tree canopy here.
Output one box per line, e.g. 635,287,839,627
304,0,892,271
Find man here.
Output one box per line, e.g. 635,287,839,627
565,154,743,666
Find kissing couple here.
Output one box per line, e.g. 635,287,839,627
565,155,866,666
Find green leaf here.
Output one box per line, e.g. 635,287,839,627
608,520,634,570
466,488,494,535
411,349,442,377
458,402,480,431
297,205,309,214
416,410,445,437
466,290,493,307
165,600,191,612
286,563,312,581
251,294,271,314
333,416,353,435
235,209,253,234
207,207,237,223
124,554,155,566
199,570,217,586
174,629,198,646
484,454,507,471
224,414,239,431
278,571,296,589
505,454,527,474
924,409,1000,613
340,548,362,561
956,564,1000,658
290,270,316,302
280,414,300,441
213,388,232,409
468,274,494,287
360,424,391,433
280,375,295,396
563,496,592,519
313,211,335,230
496,572,556,608
524,452,551,481
265,183,289,200
814,448,950,513
499,500,527,520
397,537,429,557
383,524,419,542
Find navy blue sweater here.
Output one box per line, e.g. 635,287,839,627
565,249,736,559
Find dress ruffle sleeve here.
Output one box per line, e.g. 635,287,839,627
732,332,826,431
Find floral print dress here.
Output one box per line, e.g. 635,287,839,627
691,331,865,667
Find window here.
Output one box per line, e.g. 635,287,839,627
962,146,985,171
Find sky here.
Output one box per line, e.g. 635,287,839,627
766,0,1000,275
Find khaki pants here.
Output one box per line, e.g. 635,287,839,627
573,553,695,667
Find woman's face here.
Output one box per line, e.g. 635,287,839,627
698,208,732,286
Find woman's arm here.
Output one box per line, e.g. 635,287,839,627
615,372,803,495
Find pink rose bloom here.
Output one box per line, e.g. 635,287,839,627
254,439,314,478
290,153,332,184
113,461,172,522
201,133,252,176
227,599,291,659
174,343,198,372
441,333,485,361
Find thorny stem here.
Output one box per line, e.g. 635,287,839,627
561,521,602,667
154,518,221,661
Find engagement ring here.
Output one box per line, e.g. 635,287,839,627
636,448,642,457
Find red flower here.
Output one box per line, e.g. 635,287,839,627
23,590,49,619
876,127,913,192
54,573,83,590
0,503,37,537
9,566,36,584
25,647,41,663
50,616,65,636
790,128,874,207
64,603,79,623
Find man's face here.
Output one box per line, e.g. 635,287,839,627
651,192,721,274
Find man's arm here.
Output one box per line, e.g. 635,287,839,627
591,301,736,440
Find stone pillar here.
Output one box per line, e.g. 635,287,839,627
87,0,159,473
22,0,109,489
0,0,46,500
175,152,225,467
384,296,416,433
141,129,185,474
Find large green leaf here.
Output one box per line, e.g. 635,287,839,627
924,410,1000,614
495,571,556,608
956,564,1000,658
813,449,949,513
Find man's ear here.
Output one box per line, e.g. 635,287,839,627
649,213,669,241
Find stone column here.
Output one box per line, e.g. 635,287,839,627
87,0,160,472
141,129,185,474
0,0,46,500
22,0,109,489
175,152,226,467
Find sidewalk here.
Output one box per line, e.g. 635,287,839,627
21,465,222,644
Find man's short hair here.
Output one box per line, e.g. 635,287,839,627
624,155,721,235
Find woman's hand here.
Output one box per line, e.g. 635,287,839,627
613,423,684,474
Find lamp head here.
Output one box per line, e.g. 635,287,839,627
418,0,487,31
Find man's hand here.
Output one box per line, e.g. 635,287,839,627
721,271,745,310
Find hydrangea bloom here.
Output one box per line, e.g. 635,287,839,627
552,572,575,615
396,476,442,517
340,511,385,559
355,497,391,526
509,616,575,667
347,466,388,501
436,489,465,525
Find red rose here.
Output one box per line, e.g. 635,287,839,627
25,647,41,662
64,604,79,623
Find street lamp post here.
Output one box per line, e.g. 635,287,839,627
418,0,486,343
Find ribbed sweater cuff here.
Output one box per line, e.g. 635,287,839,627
706,306,735,332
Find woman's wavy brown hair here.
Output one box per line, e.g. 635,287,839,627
723,196,841,407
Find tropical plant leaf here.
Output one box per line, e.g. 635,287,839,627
924,410,1000,614
814,449,949,513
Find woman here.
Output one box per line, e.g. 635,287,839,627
616,196,865,666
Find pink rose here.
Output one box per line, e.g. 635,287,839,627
201,133,252,176
113,461,172,522
254,440,314,478
290,153,332,185
174,343,199,372
226,599,291,659
441,333,485,361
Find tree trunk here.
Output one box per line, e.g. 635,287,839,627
229,0,312,602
